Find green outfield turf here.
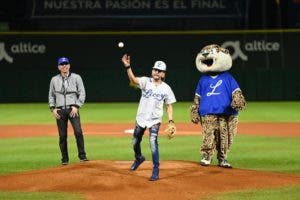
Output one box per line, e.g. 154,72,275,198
0,102,299,200
0,191,84,200
204,185,300,200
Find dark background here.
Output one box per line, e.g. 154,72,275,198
0,0,299,102
0,0,294,31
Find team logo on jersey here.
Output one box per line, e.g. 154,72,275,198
143,89,165,101
0,43,13,63
207,80,222,96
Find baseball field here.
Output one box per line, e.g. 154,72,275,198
0,102,300,200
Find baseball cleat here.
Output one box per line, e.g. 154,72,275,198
130,156,145,171
218,160,232,168
200,158,211,166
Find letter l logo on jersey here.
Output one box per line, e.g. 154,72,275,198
207,80,222,96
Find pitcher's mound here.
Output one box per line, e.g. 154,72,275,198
0,160,300,200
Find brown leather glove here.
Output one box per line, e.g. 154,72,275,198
164,120,176,139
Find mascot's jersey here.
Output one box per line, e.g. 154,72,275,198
136,77,176,128
195,72,240,116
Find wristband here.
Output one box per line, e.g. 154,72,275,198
168,120,174,123
125,65,131,69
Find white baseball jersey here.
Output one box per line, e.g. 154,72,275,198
136,77,176,128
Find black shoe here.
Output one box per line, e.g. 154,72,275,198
149,167,159,181
61,161,69,166
130,156,145,171
80,158,89,162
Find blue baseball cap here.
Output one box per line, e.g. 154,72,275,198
57,57,70,65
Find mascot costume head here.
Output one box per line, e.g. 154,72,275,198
190,44,246,168
195,44,232,73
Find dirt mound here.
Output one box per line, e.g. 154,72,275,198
0,160,300,200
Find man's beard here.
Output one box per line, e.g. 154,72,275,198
153,76,161,81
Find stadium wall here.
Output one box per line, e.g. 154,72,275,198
0,30,299,102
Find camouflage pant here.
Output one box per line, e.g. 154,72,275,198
200,115,238,161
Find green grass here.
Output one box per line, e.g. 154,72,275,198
0,135,299,175
230,135,300,174
0,101,300,125
203,185,300,200
0,191,84,200
238,101,300,122
0,136,197,174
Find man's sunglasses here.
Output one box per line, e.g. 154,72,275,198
153,69,165,73
59,62,69,65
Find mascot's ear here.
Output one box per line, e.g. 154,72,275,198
221,48,229,54
195,52,203,72
224,50,232,69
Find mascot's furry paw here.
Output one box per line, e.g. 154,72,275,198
231,90,246,111
190,103,201,124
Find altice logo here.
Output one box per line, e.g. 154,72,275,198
221,40,280,61
0,41,47,63
0,42,13,63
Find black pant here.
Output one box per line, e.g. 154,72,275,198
56,108,87,162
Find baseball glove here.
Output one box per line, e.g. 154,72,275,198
164,121,176,139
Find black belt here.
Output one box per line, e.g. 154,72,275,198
57,106,71,109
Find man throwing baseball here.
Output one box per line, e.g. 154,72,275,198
121,54,176,181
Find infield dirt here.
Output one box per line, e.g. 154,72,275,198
0,160,300,200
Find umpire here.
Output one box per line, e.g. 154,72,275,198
48,57,88,165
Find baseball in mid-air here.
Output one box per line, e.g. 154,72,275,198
118,42,124,48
